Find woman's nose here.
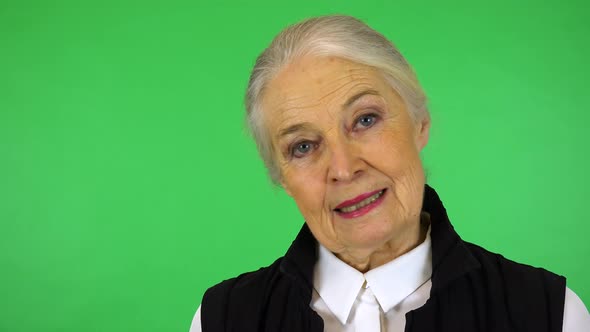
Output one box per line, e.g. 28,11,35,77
327,140,365,183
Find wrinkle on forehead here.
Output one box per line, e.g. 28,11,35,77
266,57,376,105
269,77,376,118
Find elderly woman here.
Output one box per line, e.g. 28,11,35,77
190,15,589,332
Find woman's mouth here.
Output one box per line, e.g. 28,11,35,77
334,189,387,219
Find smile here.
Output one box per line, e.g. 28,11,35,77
334,189,386,219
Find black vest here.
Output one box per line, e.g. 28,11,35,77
201,185,566,331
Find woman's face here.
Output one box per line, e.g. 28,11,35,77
261,56,430,263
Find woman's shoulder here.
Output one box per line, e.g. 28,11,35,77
205,257,285,298
199,256,307,331
464,240,565,282
201,255,292,314
424,238,568,331
461,240,566,306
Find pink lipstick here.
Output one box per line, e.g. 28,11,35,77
334,189,386,219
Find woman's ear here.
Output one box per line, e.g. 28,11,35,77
415,114,431,151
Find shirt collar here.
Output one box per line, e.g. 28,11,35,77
365,226,432,313
313,243,365,325
313,227,432,325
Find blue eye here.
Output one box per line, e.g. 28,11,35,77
291,141,315,158
356,113,378,129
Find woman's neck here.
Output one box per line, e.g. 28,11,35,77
336,213,430,273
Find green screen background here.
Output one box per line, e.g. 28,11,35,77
1,1,588,331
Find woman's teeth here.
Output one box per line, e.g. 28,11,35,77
338,190,384,213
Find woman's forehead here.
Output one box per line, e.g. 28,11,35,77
267,57,382,100
261,56,391,125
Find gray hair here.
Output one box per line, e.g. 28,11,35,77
245,15,429,185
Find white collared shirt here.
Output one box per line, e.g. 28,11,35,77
311,228,433,331
190,230,589,331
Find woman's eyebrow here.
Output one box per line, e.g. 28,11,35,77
277,122,314,140
342,89,380,109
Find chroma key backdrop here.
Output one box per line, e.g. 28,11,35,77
1,0,588,331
